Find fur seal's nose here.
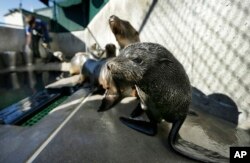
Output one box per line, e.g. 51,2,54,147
109,15,117,22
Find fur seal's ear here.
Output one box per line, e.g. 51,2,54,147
159,58,173,64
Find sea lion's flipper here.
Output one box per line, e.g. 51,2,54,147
130,103,144,118
120,117,157,136
98,93,121,112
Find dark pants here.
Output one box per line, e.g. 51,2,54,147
31,35,41,59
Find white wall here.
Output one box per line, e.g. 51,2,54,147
4,12,24,27
141,0,250,129
84,0,149,49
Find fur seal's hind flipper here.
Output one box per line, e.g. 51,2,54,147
120,117,157,136
169,118,228,163
130,103,144,118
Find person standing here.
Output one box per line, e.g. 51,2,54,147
24,15,50,64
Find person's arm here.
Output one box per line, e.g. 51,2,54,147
41,21,50,43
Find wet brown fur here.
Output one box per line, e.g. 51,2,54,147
109,15,140,49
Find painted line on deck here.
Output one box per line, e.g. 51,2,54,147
26,91,93,163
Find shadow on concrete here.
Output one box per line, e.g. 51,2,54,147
192,87,239,125
92,85,239,126
85,94,240,160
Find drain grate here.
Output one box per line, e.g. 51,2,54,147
0,84,80,125
21,96,68,126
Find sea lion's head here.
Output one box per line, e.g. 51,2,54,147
109,15,140,49
106,42,173,84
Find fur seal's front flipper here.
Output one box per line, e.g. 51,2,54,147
98,90,122,112
130,103,144,118
188,110,198,116
92,86,106,95
120,117,157,136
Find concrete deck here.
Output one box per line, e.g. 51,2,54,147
0,88,249,163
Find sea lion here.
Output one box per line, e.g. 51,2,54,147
105,42,228,163
109,15,140,49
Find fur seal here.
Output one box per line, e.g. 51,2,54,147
98,16,141,111
69,43,116,76
69,52,90,75
106,42,228,163
109,15,140,49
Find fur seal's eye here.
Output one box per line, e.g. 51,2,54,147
132,58,143,64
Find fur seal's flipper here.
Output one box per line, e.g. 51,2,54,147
130,103,144,118
92,86,106,95
98,94,122,112
188,110,198,116
120,117,157,136
169,118,228,162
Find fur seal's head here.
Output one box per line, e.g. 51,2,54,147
106,42,175,84
105,43,116,58
109,15,140,49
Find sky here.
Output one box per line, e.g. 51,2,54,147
0,0,49,22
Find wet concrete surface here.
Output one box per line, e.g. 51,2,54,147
32,95,194,163
181,105,250,157
0,88,249,163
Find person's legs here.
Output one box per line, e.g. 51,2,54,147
32,35,41,60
